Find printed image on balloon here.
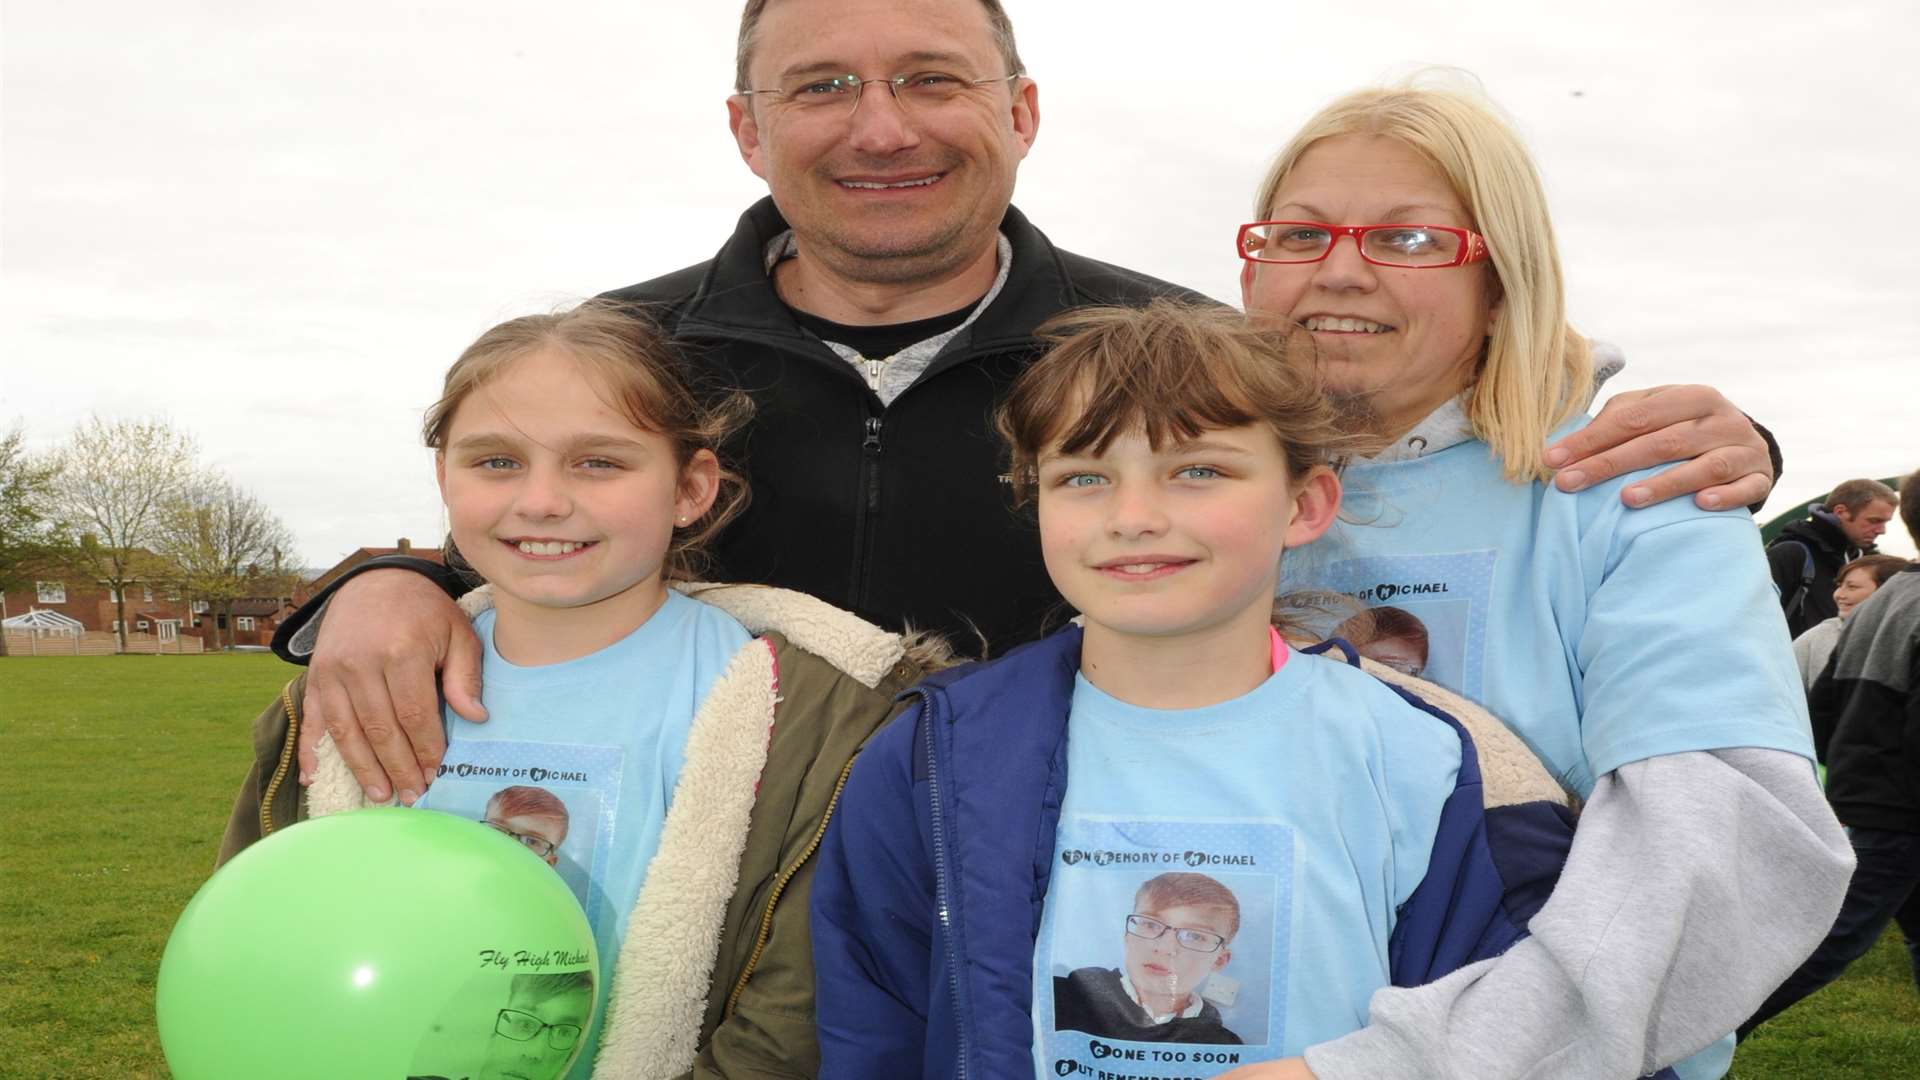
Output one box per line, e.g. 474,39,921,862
155,807,598,1080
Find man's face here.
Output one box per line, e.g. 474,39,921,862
1835,498,1896,547
728,0,1039,287
1121,904,1234,1012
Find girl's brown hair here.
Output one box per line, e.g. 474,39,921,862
994,299,1373,504
1839,554,1912,589
424,300,753,584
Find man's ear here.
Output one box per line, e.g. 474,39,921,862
1009,77,1040,158
675,449,723,525
1283,466,1341,547
727,96,769,180
434,451,448,499
1211,948,1233,973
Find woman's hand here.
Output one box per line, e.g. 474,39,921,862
296,568,486,803
1213,1057,1318,1080
1544,383,1774,511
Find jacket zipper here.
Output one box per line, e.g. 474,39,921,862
722,752,863,1019
923,696,971,1078
848,415,884,613
259,679,302,838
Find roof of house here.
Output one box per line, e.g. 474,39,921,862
308,543,445,594
230,598,289,617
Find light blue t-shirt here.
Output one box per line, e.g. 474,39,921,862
1031,648,1462,1077
1280,420,1814,798
418,589,752,1080
1279,422,1812,1080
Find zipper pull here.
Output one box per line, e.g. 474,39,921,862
863,416,883,453
863,356,885,390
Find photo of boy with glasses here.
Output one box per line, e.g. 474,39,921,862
407,969,594,1080
1053,872,1245,1045
481,785,570,871
479,971,594,1080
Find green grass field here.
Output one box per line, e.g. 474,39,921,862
2,654,1916,1078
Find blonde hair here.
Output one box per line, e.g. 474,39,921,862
424,300,752,583
995,300,1373,506
1251,80,1592,482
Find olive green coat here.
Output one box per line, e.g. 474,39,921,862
219,584,929,1079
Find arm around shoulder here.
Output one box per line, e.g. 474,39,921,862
271,554,465,663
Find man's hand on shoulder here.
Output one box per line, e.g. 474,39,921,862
1544,383,1774,511
297,568,486,803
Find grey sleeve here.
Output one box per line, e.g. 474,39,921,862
1302,748,1852,1080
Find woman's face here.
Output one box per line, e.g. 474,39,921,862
1834,568,1880,618
1241,134,1501,440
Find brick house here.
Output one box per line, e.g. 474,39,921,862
306,538,445,597
0,575,196,643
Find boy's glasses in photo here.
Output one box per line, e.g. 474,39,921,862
1125,913,1227,954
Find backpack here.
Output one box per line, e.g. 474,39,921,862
1769,539,1818,622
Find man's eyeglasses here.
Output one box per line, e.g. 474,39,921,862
493,1008,583,1051
1238,221,1491,269
1125,913,1227,954
741,71,1020,115
485,820,558,859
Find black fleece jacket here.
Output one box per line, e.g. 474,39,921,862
273,198,1196,657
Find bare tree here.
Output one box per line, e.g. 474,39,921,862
0,426,72,657
155,475,299,650
51,417,198,652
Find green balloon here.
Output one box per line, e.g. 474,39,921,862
158,808,598,1080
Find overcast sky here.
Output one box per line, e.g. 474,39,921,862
5,0,1917,566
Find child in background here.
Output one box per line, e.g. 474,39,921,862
220,301,946,1078
811,301,1590,1079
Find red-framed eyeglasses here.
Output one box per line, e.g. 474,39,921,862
1237,221,1491,269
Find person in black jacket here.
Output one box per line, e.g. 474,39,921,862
1742,470,1920,1038
272,0,1786,808
1766,478,1899,637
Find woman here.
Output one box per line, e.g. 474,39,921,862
1229,84,1852,1080
1793,553,1913,688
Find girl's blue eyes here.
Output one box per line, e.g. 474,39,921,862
1053,466,1223,487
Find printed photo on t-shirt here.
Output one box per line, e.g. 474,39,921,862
1304,550,1496,698
1037,817,1292,1078
416,739,624,922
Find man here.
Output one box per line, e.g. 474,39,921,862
1767,478,1900,637
1742,470,1920,1037
274,0,1779,814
